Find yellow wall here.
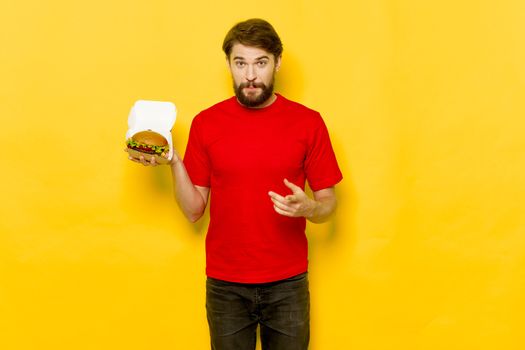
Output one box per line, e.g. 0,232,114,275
1,1,524,349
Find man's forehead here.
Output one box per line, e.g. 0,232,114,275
232,54,270,61
230,43,273,59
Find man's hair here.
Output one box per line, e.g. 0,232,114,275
222,18,283,60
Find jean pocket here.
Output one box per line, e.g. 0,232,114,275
206,281,256,337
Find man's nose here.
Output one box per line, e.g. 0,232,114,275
245,64,256,81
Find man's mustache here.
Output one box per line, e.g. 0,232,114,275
239,82,266,89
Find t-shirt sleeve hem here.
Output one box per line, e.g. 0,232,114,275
308,174,343,192
187,176,210,188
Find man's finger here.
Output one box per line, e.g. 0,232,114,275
268,191,287,202
271,197,293,212
283,178,302,194
139,155,148,166
273,205,293,217
285,195,297,202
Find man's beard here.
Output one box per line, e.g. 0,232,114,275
234,80,274,108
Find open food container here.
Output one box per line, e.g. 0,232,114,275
125,100,177,162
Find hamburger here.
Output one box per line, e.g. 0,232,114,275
126,130,170,164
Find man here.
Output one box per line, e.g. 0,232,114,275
127,18,342,350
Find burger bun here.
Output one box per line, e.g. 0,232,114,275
127,148,170,164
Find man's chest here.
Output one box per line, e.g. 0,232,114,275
205,121,307,180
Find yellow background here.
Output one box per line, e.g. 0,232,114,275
1,0,525,349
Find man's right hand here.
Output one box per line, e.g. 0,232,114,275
124,148,181,167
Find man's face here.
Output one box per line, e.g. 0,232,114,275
227,43,281,108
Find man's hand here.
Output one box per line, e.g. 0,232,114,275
124,148,181,167
268,179,316,218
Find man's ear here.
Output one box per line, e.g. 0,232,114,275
275,55,282,72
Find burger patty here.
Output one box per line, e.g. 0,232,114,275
128,144,161,155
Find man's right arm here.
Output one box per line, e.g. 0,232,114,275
170,154,209,223
126,148,209,223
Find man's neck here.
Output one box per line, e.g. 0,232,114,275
238,93,277,109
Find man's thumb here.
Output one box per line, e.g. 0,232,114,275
284,178,299,192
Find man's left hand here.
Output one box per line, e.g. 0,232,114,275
268,179,316,218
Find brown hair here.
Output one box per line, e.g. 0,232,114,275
222,18,283,59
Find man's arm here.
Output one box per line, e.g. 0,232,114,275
126,148,209,223
305,187,337,223
170,155,209,223
268,179,338,223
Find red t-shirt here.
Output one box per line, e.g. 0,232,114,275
183,94,343,283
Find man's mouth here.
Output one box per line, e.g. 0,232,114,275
241,82,264,89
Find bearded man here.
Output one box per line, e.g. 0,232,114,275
127,18,343,350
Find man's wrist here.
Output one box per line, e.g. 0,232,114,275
305,199,319,219
170,157,181,167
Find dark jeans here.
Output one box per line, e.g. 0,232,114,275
206,272,310,350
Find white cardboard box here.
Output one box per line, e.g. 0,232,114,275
125,100,177,161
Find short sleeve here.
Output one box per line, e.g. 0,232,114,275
183,115,211,187
304,114,343,191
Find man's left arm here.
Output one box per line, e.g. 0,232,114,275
268,179,338,224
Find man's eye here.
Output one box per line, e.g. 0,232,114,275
236,61,245,67
257,61,267,66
